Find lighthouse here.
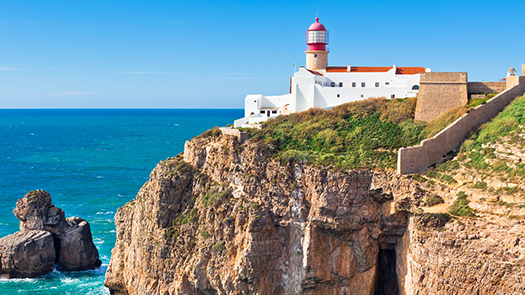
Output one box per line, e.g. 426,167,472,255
234,17,428,128
305,17,329,72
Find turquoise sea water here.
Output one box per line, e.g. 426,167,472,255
0,109,243,294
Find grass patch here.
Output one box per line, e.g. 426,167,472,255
246,97,426,170
424,195,444,207
212,241,226,253
200,228,211,239
448,191,475,217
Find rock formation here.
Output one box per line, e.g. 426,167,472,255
0,230,56,278
59,216,101,271
105,131,525,295
0,190,101,278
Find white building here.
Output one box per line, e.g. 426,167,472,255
234,18,430,128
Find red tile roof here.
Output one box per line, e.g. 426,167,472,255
327,66,392,73
306,69,323,76
326,66,426,75
396,67,427,75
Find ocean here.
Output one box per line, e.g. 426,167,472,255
0,109,243,295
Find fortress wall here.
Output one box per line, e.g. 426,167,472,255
398,76,525,175
467,82,506,94
415,72,468,122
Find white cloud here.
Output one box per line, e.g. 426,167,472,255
0,65,24,71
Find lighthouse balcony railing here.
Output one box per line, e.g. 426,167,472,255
305,47,329,52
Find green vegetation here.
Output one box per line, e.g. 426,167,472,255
164,227,180,240
201,186,232,207
422,105,467,139
448,191,475,217
424,195,444,207
468,93,497,108
212,241,226,253
424,169,457,184
455,94,525,179
198,126,222,138
200,228,211,239
249,202,260,210
246,97,426,170
173,207,199,226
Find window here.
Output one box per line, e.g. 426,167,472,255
331,82,335,87
272,110,277,114
375,82,379,87
412,85,420,90
339,82,343,87
307,30,327,44
385,82,390,86
360,94,364,98
314,54,318,58
361,82,366,87
352,82,356,87
391,94,395,99
260,111,265,114
337,94,340,98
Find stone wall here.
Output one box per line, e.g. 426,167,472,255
219,127,250,143
414,72,468,122
398,76,525,175
467,82,506,94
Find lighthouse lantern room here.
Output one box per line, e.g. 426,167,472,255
305,17,329,72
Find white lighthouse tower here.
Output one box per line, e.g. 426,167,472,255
305,17,329,72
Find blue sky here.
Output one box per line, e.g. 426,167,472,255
1,0,524,108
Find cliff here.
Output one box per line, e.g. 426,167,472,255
105,129,525,294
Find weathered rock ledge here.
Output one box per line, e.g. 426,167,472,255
0,190,101,278
105,132,525,295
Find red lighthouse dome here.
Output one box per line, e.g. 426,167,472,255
306,17,328,51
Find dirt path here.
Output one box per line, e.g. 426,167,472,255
422,203,449,213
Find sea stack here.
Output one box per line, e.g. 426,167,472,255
0,190,101,278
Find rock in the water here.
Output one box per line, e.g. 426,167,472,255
13,190,67,235
58,217,102,271
0,190,102,278
0,230,56,278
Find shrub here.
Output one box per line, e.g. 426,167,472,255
200,228,211,239
199,126,222,138
471,181,488,190
212,241,226,253
448,191,475,217
424,195,444,207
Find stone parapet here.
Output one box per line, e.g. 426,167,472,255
398,77,525,175
467,82,506,94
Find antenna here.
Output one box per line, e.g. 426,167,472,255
316,6,318,18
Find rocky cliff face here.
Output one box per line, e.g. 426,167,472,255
105,132,525,294
105,133,420,294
